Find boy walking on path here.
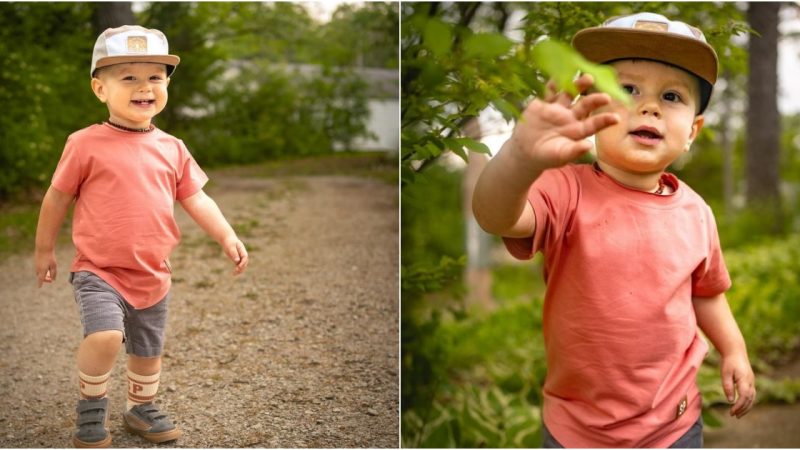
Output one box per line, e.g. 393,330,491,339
34,25,248,447
473,13,755,447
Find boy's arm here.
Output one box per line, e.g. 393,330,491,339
179,189,248,275
472,74,619,238
472,140,541,238
34,186,75,287
693,293,755,418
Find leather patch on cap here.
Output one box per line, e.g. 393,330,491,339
127,36,147,53
634,20,668,32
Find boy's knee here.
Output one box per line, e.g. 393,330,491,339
84,330,123,354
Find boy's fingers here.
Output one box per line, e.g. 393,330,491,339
231,241,248,275
722,373,735,403
732,382,755,417
573,73,595,94
545,80,559,102
562,113,619,140
571,93,611,119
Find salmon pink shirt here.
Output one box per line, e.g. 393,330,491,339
52,123,208,309
504,164,730,447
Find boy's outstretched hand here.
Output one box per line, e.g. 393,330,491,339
510,73,620,171
721,352,756,418
223,236,248,276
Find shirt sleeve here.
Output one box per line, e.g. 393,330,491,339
691,204,732,297
175,140,209,201
502,166,579,260
51,136,85,196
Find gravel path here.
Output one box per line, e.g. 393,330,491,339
0,172,399,448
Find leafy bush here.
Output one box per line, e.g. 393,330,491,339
402,234,800,446
725,233,800,367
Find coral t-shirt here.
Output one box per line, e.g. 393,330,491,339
503,164,730,447
52,123,208,309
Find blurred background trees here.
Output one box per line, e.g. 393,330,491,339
0,1,398,200
401,2,800,447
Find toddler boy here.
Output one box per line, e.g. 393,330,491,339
473,13,755,447
34,25,248,447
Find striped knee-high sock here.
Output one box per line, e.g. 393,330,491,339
79,370,111,400
127,370,160,410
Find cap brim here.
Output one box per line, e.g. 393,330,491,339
94,55,181,76
572,28,717,86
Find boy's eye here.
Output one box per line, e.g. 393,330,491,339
621,84,637,95
122,76,135,81
150,76,164,81
663,91,682,103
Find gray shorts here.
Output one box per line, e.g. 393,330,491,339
71,271,169,358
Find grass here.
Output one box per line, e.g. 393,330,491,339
212,151,398,184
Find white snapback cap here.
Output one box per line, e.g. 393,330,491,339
91,25,180,77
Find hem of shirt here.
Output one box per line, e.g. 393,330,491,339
71,263,170,310
50,180,77,197
543,394,702,448
693,278,732,298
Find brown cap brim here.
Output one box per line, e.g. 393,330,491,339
572,28,717,86
93,54,181,76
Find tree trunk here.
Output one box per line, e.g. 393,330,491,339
92,2,135,35
718,72,735,221
745,3,781,211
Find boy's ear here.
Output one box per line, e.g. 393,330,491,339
90,78,107,103
689,114,704,142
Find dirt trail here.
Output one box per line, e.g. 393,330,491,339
0,172,398,447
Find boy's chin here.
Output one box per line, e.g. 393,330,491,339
596,156,671,175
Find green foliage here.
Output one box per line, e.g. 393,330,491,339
402,277,547,448
724,234,800,366
403,233,800,445
531,39,630,104
401,163,465,267
401,2,750,184
0,3,100,198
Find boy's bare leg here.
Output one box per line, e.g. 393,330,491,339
73,330,121,447
128,355,161,376
77,330,123,377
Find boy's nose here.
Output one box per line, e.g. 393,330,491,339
636,98,661,118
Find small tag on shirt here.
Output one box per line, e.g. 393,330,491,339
676,395,688,418
163,259,172,274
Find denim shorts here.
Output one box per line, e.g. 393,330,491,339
71,271,169,357
543,415,703,448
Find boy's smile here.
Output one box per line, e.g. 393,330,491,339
593,60,704,190
91,63,169,129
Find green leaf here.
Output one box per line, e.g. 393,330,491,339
452,137,491,156
443,137,468,162
463,33,513,60
492,97,520,120
424,18,452,57
531,39,631,105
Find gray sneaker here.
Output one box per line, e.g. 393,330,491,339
73,398,111,448
122,403,182,443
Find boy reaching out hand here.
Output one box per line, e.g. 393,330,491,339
473,13,754,447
